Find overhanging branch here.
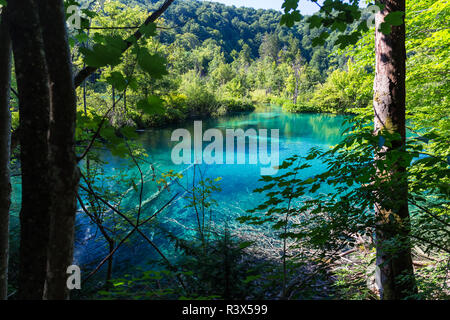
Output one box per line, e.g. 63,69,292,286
73,0,175,88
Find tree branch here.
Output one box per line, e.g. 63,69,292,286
73,0,175,88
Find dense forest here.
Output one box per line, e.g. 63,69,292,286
0,0,448,303
69,0,353,130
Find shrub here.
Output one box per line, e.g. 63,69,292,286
310,62,373,113
216,98,255,115
282,102,321,113
249,89,270,104
179,71,218,117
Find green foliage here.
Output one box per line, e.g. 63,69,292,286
244,105,449,298
282,102,321,113
67,0,449,300
136,49,168,79
166,229,262,299
310,61,373,112
80,34,126,67
178,71,218,117
281,0,403,48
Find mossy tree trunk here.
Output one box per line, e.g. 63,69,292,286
373,0,417,300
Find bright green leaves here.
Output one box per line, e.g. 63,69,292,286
79,23,167,80
380,11,405,35
80,35,126,67
281,0,300,12
137,95,165,115
137,48,168,79
74,32,89,43
0,0,7,6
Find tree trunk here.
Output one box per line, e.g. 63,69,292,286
373,0,417,299
0,12,12,301
7,0,52,300
36,0,79,300
293,63,299,105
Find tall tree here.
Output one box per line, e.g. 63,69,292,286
373,0,416,299
0,11,12,301
37,1,79,300
7,0,52,299
280,0,417,299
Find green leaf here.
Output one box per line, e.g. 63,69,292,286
110,143,129,157
75,32,89,43
106,72,127,91
385,11,404,26
136,96,165,115
139,23,157,37
282,0,299,12
100,126,121,145
121,126,138,139
80,44,120,67
80,35,126,67
380,22,392,35
380,11,404,35
308,15,323,29
137,49,168,78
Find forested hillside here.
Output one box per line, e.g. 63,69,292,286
68,0,353,131
130,0,337,64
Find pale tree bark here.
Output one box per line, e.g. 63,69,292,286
0,11,12,301
373,0,417,299
36,1,79,300
7,0,52,300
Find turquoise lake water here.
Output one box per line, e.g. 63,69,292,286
12,106,348,273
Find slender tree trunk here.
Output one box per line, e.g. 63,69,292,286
36,0,79,300
7,0,52,300
373,0,417,299
293,63,299,105
0,12,12,301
